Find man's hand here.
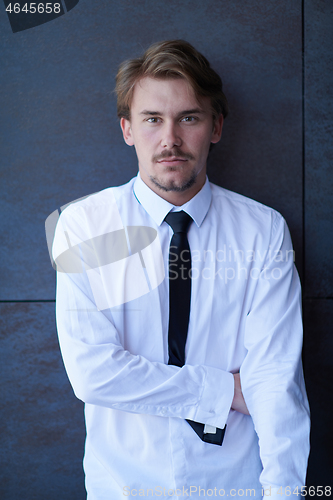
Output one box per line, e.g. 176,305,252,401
231,373,250,415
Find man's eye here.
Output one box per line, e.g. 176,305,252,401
147,117,160,123
181,116,197,122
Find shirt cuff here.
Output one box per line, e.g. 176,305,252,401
194,367,234,428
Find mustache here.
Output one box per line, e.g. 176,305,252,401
152,147,195,163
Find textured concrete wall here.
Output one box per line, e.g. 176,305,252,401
303,0,333,486
0,1,332,497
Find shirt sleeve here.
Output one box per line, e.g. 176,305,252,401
53,208,234,430
240,212,310,493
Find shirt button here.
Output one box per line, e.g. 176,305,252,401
161,407,167,416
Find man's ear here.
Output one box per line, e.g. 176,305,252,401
120,118,134,146
211,114,224,144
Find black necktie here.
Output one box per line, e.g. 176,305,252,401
165,211,225,446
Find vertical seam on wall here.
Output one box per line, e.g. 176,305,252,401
302,0,305,290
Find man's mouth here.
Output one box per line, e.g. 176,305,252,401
153,148,195,164
157,157,188,164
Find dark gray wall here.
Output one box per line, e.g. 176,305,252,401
0,1,332,497
303,0,333,487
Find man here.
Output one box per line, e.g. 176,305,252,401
52,40,310,499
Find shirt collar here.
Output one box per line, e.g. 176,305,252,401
133,172,212,228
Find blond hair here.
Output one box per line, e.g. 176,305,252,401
115,40,228,121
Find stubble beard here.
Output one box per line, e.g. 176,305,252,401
149,167,198,193
149,147,198,192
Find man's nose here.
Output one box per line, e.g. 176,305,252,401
161,122,182,149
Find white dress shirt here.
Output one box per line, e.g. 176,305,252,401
53,173,310,500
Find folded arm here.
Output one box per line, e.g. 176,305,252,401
240,213,310,494
53,209,234,430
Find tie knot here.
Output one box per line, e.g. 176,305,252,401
164,211,193,234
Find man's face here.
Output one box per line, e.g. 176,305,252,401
120,77,223,204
